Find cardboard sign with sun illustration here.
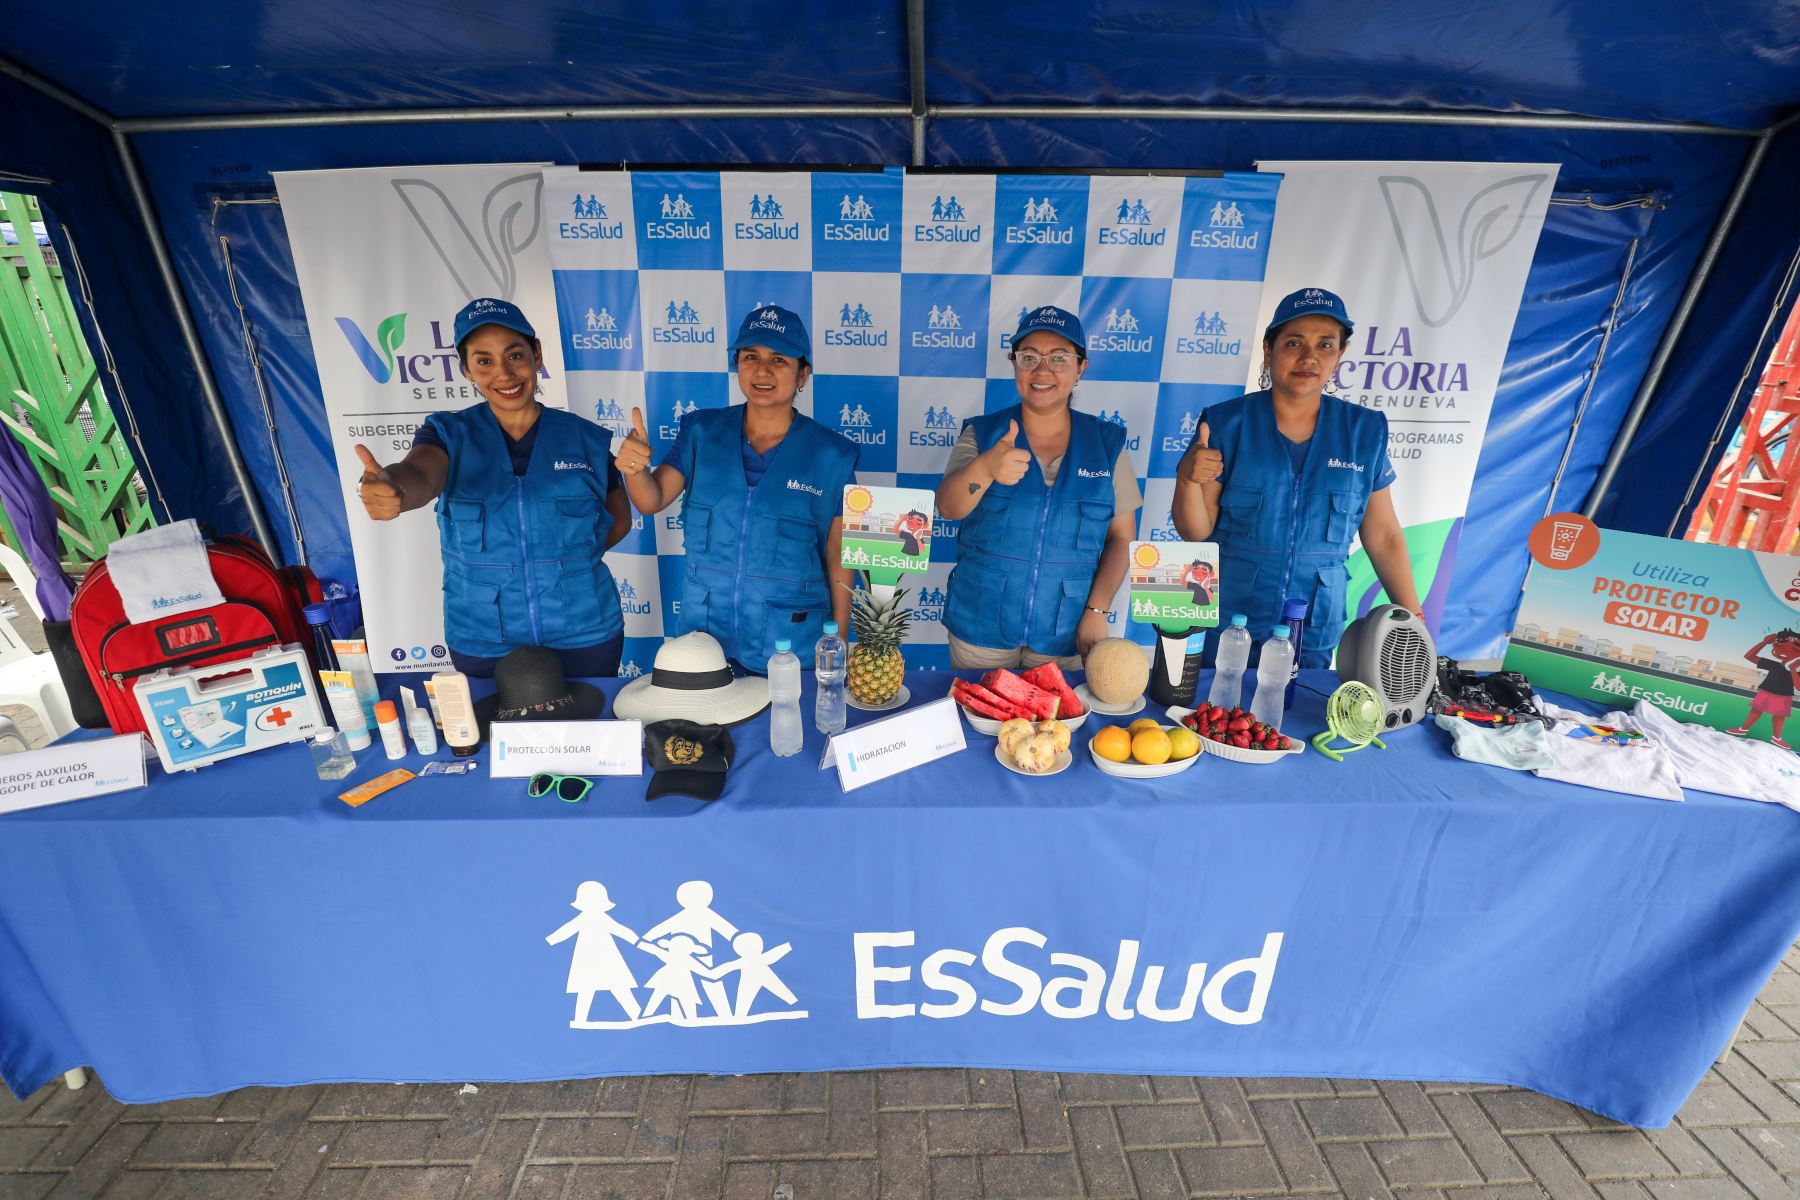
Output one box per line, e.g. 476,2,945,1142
840,485,935,586
1126,541,1221,629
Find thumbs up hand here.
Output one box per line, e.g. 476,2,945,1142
614,407,654,477
355,443,404,521
1180,420,1224,486
983,419,1032,487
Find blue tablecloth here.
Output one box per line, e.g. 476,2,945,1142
3,670,1798,1127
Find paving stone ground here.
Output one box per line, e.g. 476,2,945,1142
7,588,1800,1198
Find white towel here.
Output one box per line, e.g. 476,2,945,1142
106,519,225,624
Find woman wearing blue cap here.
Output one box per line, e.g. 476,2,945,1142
613,305,858,674
936,305,1140,669
354,297,631,677
1172,287,1419,668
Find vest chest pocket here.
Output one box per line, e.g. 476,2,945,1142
773,516,821,579
554,497,600,550
1216,486,1263,540
442,499,488,555
683,502,713,554
1073,498,1113,555
1324,490,1361,544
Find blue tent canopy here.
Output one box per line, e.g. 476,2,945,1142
3,1,1799,657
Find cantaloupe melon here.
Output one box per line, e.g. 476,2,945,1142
1084,637,1150,705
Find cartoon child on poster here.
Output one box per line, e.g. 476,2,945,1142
1178,559,1218,607
1727,630,1800,749
894,509,929,558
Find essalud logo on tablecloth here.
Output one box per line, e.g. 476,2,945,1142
546,879,1286,1029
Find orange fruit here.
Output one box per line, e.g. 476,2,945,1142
1131,727,1173,765
1167,727,1200,761
1093,725,1133,762
1128,718,1161,735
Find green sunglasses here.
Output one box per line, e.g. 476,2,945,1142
528,773,593,803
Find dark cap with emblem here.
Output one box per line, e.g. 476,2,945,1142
474,646,605,733
644,719,734,802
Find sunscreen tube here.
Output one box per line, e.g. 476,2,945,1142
431,670,480,758
329,637,381,726
320,670,372,751
399,686,438,754
375,700,405,760
339,768,414,807
421,679,445,728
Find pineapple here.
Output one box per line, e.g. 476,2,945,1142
847,586,912,706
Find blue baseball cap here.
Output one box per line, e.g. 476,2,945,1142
1264,287,1354,340
453,297,537,348
1011,305,1086,355
728,304,811,365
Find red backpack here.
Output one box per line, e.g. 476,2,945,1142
68,535,323,735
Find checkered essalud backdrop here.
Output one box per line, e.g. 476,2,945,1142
541,166,1282,675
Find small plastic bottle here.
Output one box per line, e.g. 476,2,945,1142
408,709,438,755
815,620,847,734
304,602,338,693
374,700,406,760
1250,624,1296,732
1280,596,1309,709
309,731,356,780
769,639,804,757
1208,614,1253,709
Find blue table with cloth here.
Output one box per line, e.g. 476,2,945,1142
2,670,1797,1128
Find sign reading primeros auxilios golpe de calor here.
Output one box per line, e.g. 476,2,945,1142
1505,515,1800,740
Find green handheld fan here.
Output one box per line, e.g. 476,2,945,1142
1312,681,1388,762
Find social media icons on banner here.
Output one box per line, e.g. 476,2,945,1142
721,172,812,271
812,170,903,273
993,177,1087,276
815,376,899,473
901,176,996,275
900,273,991,377
631,174,724,271
810,272,901,377
1085,176,1185,279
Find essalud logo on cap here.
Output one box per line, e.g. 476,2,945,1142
334,312,475,386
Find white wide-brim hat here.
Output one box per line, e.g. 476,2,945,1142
613,632,771,725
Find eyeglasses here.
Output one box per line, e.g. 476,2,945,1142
528,773,594,803
1012,352,1080,373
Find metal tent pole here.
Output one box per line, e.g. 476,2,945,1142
907,0,928,166
1582,131,1774,518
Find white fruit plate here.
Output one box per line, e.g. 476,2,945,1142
957,701,1087,737
1075,683,1146,717
1086,731,1202,780
995,743,1073,777
847,685,911,713
1164,705,1305,764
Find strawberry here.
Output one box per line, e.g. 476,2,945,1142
1232,732,1252,748
1228,717,1249,732
1278,736,1292,750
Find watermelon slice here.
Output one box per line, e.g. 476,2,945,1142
981,670,1058,720
951,679,1025,722
1020,662,1085,718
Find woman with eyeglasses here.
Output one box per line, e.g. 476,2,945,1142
936,305,1140,670
614,305,858,674
1171,287,1419,668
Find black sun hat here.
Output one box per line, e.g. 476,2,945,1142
474,646,606,733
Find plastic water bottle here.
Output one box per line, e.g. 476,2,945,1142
1208,614,1253,709
769,639,804,757
1280,596,1309,709
815,620,847,734
1251,624,1295,732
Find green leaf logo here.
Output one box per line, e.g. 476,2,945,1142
376,313,407,377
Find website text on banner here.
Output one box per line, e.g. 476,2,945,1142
544,166,1280,676
1256,161,1558,640
1505,514,1800,742
276,164,569,673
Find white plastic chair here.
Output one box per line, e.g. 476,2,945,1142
0,611,74,743
0,540,46,622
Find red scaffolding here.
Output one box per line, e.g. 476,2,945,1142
1687,298,1800,551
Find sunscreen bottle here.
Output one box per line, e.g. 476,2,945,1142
432,671,480,758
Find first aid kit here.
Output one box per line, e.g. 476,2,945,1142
134,645,325,772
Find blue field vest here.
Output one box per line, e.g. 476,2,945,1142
430,404,624,658
673,408,858,673
1202,390,1388,667
944,406,1127,657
